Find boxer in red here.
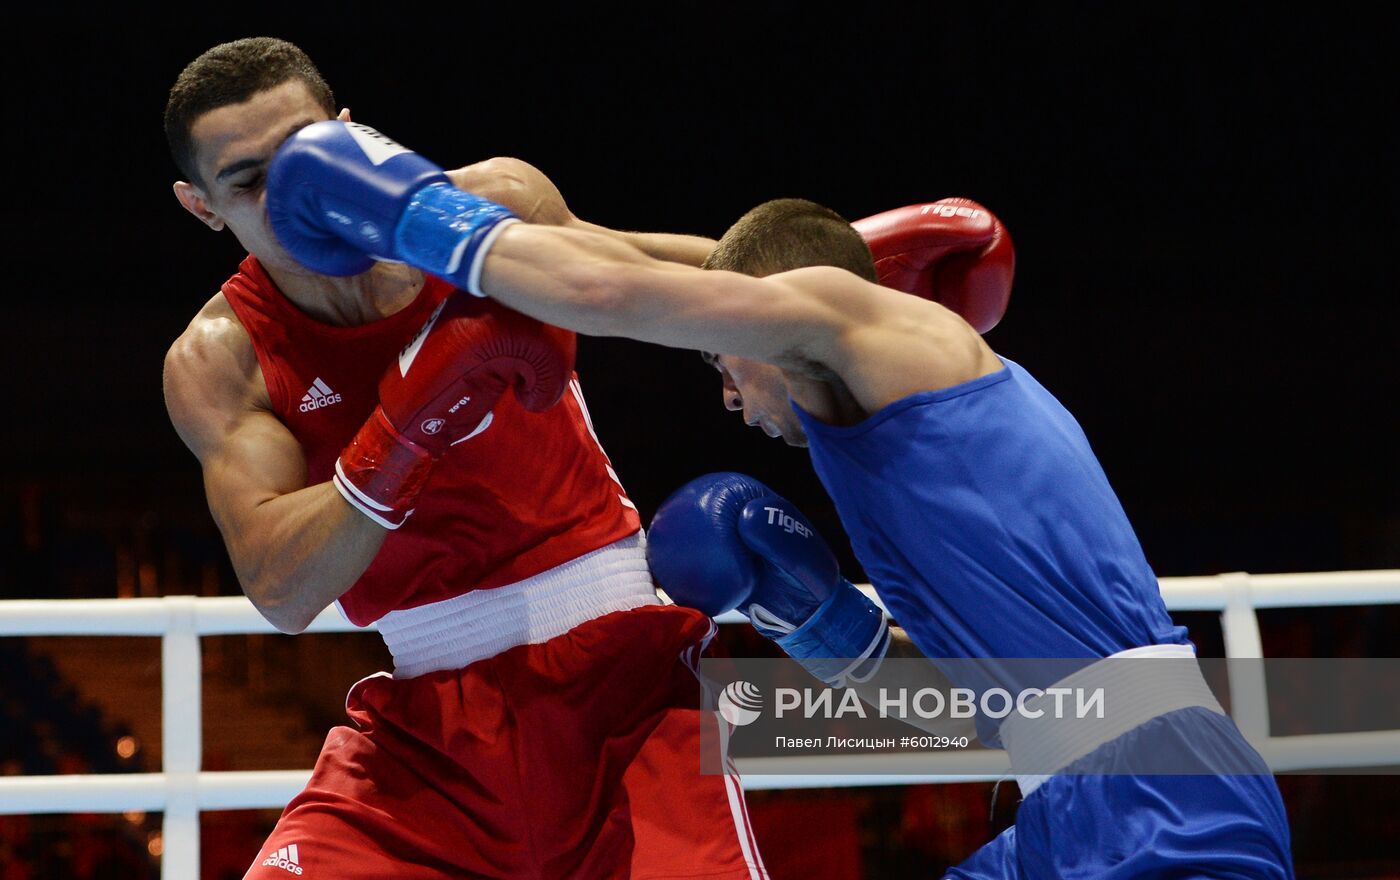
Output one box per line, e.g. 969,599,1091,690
162,37,765,879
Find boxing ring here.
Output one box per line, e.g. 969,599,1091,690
2,570,1399,879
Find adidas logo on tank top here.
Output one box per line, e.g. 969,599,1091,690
299,378,343,412
262,843,305,874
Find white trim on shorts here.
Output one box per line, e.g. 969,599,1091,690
716,713,771,879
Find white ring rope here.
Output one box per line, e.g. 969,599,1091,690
3,569,1399,879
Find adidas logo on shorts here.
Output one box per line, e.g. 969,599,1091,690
262,843,305,875
299,378,343,413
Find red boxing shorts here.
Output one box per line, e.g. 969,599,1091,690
242,536,766,880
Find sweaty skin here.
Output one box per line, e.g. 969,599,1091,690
164,81,715,632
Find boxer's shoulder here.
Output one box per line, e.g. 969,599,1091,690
167,292,261,388
446,157,573,226
164,292,274,456
771,265,970,338
776,267,1000,412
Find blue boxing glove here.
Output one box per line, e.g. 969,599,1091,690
649,472,891,687
267,121,518,291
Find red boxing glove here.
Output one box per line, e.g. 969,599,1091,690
334,294,576,529
851,198,1014,333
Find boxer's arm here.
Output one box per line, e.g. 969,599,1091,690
263,123,986,405
481,223,995,400
851,628,977,740
163,305,384,633
573,220,716,267
447,157,715,265
481,223,840,363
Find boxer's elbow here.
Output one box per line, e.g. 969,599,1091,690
246,581,318,635
238,563,321,634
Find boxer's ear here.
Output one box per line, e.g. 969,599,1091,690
173,181,225,232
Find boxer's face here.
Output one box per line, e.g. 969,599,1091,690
174,79,336,274
715,355,807,447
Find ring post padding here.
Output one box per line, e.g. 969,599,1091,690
162,596,201,880
1219,572,1271,741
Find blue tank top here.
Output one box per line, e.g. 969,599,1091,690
796,358,1187,665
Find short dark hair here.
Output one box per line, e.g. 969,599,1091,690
701,198,878,283
698,199,878,366
164,37,335,187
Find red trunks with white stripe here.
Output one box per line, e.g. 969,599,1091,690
242,602,765,879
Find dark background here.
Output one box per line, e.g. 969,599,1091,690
0,5,1396,877
3,4,1396,586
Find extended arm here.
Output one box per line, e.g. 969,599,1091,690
264,121,825,362
264,121,999,407
447,156,715,266
481,221,848,365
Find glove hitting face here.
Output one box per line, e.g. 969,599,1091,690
267,120,517,294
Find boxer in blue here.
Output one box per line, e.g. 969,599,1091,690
263,121,1295,878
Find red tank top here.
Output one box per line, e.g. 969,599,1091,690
221,255,641,626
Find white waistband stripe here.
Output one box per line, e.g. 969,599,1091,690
999,643,1225,797
376,533,660,677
